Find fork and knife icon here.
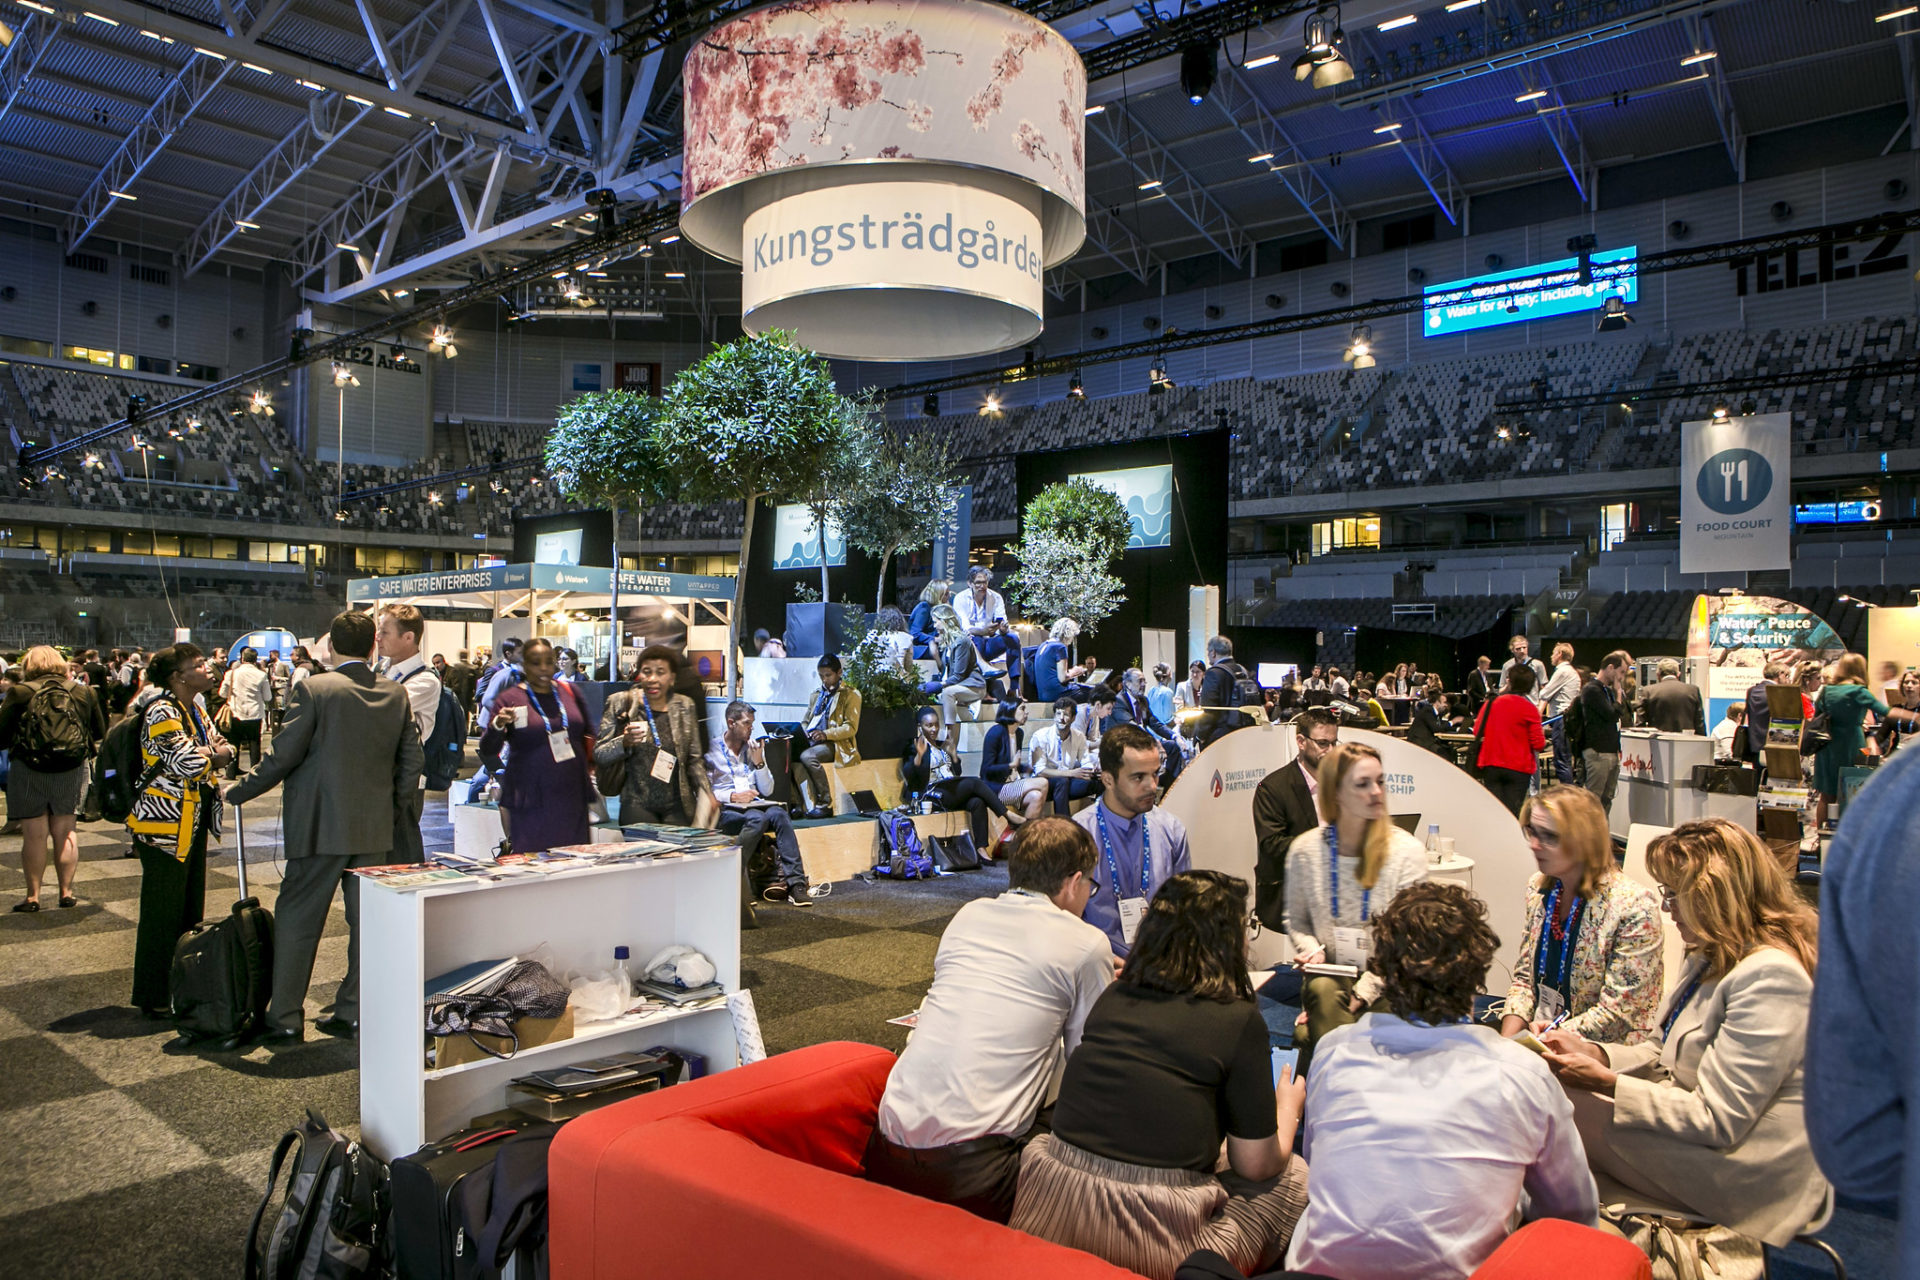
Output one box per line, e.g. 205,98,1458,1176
1719,457,1748,504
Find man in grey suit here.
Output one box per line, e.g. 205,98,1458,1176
1636,658,1707,736
228,611,423,1044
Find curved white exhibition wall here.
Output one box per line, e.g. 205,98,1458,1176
1161,724,1535,989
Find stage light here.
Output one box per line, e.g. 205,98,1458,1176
1068,372,1085,399
429,325,457,358
1596,296,1633,332
1293,6,1354,87
1711,404,1730,422
331,361,360,388
249,389,273,417
1344,324,1375,368
1180,40,1218,104
923,393,939,417
1148,357,1175,395
981,393,1002,416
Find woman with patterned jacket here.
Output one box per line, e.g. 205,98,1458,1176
128,644,234,1016
1501,785,1664,1044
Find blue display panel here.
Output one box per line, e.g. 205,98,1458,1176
1069,463,1174,549
1794,501,1881,525
771,504,846,568
1423,246,1637,337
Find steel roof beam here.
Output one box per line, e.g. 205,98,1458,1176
1210,57,1353,251
65,51,237,252
496,0,606,39
0,14,61,132
1688,14,1745,181
66,0,589,165
1088,97,1250,267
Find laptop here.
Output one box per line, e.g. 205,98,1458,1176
761,721,804,737
849,789,884,817
1087,667,1112,686
1390,812,1422,834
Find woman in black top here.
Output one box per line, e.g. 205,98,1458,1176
981,700,1049,824
1010,870,1309,1280
1407,681,1454,758
899,706,1013,846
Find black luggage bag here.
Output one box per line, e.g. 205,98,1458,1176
390,1118,559,1280
170,801,274,1046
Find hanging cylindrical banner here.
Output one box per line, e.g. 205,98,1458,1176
682,0,1086,361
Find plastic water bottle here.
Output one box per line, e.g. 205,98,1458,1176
1426,824,1442,867
613,945,633,1000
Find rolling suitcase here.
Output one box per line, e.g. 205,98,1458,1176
170,802,275,1049
390,1118,558,1280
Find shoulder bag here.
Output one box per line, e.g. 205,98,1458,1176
1610,1210,1763,1280
595,689,630,798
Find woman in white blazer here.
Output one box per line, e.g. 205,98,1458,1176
1543,818,1827,1246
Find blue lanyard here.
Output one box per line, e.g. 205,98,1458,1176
1096,805,1152,899
1662,970,1705,1040
530,687,569,735
1536,882,1586,995
1325,824,1370,922
636,693,659,739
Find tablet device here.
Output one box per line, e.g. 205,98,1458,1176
1271,1046,1300,1083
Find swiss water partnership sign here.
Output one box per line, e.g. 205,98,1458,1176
1679,412,1790,575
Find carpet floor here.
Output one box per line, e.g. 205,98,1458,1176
0,789,1893,1278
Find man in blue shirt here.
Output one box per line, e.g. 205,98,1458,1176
1072,723,1191,957
1807,742,1920,1277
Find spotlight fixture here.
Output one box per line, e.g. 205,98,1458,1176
1740,399,1757,416
1148,357,1175,395
1068,372,1085,400
981,393,1002,416
331,361,360,388
1179,40,1218,104
1293,5,1354,87
248,389,274,417
126,394,148,423
428,325,457,358
1711,404,1730,422
1344,324,1375,369
1596,295,1633,332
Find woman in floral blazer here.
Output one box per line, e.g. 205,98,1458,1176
1501,785,1664,1044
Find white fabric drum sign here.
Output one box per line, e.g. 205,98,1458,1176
1160,724,1535,987
740,181,1044,360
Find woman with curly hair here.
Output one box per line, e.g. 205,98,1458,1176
1010,870,1309,1280
1288,880,1598,1279
1544,818,1827,1247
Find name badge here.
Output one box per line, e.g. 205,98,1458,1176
1536,987,1566,1023
1117,896,1148,946
1332,925,1371,964
649,752,676,783
547,730,575,763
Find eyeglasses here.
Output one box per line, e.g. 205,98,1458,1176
1246,912,1263,940
1308,736,1338,749
1520,823,1560,846
1658,885,1678,910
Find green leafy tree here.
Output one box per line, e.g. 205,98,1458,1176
1003,479,1130,634
834,427,961,612
545,389,677,509
656,330,860,692
789,394,883,602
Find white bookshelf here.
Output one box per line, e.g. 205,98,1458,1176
357,848,742,1160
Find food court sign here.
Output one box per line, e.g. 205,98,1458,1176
681,0,1086,360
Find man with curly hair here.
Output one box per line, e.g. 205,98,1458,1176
1286,881,1598,1280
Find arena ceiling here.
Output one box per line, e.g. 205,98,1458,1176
0,0,1912,332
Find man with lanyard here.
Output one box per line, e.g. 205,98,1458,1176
376,603,441,864
1113,668,1183,785
1031,696,1100,817
1499,636,1548,706
265,649,292,730
954,566,1020,691
477,638,522,722
1072,723,1191,958
706,700,812,907
1580,651,1631,814
790,654,854,819
1539,641,1581,785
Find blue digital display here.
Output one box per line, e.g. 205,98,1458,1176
1794,501,1881,525
1423,246,1638,337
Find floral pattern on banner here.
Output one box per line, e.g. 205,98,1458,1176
683,0,1084,210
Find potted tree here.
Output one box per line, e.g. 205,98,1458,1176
840,613,927,760
835,427,961,612
1003,477,1130,649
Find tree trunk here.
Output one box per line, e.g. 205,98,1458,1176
873,547,894,613
727,495,758,696
608,498,622,677
813,502,831,603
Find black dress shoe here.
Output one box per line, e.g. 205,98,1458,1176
314,1016,358,1040
259,1027,304,1047
804,805,831,820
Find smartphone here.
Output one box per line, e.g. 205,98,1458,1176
1271,1046,1301,1084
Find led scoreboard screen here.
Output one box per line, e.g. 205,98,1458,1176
1423,245,1637,338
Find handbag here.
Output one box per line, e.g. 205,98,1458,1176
424,960,569,1060
595,691,630,798
1464,700,1492,777
1610,1211,1764,1280
1800,692,1832,757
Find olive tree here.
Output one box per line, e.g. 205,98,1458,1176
833,426,961,612
1002,478,1130,634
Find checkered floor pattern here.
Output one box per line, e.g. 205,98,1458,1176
0,788,1003,1279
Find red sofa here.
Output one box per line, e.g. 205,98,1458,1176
550,1041,1652,1280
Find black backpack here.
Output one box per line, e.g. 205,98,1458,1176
93,709,163,824
1210,662,1262,730
405,672,468,791
15,678,90,770
1563,688,1588,756
245,1109,390,1280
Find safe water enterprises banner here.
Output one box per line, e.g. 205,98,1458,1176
1679,412,1791,574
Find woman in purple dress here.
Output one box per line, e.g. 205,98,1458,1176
479,638,594,853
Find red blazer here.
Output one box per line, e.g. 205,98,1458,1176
1475,692,1547,773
